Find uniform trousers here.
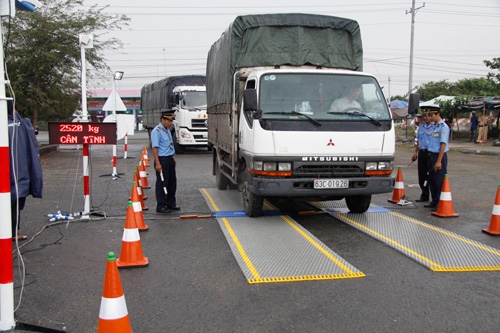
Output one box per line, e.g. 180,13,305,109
428,153,447,207
417,149,429,200
155,155,177,210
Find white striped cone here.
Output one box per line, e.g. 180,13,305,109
432,174,459,218
116,201,148,268
483,184,500,235
97,252,132,332
388,167,405,203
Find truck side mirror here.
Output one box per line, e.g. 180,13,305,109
243,89,257,111
243,89,262,119
408,93,420,115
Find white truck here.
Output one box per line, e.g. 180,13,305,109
207,14,395,217
141,75,208,153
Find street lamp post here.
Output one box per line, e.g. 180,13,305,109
79,34,93,122
112,71,124,172
78,34,93,219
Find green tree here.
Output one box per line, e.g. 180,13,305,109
414,80,454,101
484,57,500,87
4,0,129,126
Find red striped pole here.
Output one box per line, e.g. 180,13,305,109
0,25,15,329
123,132,128,159
0,105,15,330
112,145,117,177
82,144,90,220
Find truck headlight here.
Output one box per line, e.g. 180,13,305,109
365,162,377,171
378,161,393,170
252,161,292,172
179,129,192,139
365,161,393,171
278,162,291,171
263,162,276,171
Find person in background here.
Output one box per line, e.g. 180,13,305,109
424,107,449,211
8,103,43,240
412,110,433,203
469,111,478,142
151,109,180,214
476,109,489,144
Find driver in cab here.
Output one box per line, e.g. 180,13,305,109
329,85,362,113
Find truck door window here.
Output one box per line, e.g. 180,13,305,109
243,80,257,127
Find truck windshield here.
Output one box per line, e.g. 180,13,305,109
181,91,207,108
259,73,390,121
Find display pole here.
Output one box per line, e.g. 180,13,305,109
0,25,15,331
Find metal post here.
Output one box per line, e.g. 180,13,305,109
80,45,88,121
407,1,425,96
112,77,118,175
81,144,90,220
0,26,15,332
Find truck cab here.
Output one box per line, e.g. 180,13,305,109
213,68,395,216
170,86,208,153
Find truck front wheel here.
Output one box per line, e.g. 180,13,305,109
242,171,263,217
345,195,371,213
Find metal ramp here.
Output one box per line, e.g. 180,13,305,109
200,188,364,284
313,200,500,272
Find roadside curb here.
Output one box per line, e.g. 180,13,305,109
39,144,58,156
459,149,500,156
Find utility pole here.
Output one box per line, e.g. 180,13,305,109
406,1,425,96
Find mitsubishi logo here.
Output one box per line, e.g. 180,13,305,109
327,139,335,146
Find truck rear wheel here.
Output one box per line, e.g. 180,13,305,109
345,195,371,213
242,171,263,217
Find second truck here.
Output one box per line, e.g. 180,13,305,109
140,75,208,153
207,13,395,217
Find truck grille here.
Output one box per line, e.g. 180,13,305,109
192,119,207,128
294,164,364,177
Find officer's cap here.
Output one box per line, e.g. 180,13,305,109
161,109,175,120
420,105,440,114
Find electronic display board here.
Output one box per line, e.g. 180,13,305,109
48,122,117,145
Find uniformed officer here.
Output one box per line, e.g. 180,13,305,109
412,110,433,202
151,110,180,213
424,106,449,211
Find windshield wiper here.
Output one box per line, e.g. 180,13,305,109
327,110,381,127
265,111,321,127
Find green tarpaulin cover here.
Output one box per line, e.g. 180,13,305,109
206,14,363,107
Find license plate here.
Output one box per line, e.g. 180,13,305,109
314,179,349,189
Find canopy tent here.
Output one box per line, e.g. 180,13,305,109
461,97,500,111
388,100,408,118
419,95,455,108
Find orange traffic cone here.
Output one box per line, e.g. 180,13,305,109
97,252,132,333
130,182,148,231
116,201,149,268
134,170,147,200
142,145,150,167
432,174,459,218
139,160,151,189
134,175,148,211
388,167,406,203
482,184,500,235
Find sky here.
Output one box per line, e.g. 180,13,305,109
82,0,500,99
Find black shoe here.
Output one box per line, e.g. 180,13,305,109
167,206,181,211
156,207,171,214
415,198,429,202
431,207,438,212
423,204,435,208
